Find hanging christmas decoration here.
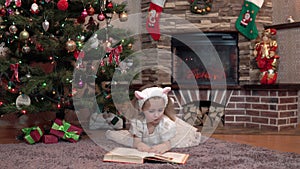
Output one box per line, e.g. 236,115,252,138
97,12,106,21
15,9,20,15
81,8,88,18
57,0,69,11
30,0,40,14
107,0,113,9
42,20,50,32
77,15,86,24
106,45,123,65
9,24,18,34
0,7,6,17
253,28,279,85
5,0,22,7
87,5,95,16
119,11,128,22
65,39,76,52
22,44,31,53
190,0,213,15
146,0,166,41
19,29,30,41
16,94,31,110
235,0,264,40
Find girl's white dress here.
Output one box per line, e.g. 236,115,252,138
105,115,201,148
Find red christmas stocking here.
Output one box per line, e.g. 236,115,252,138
146,0,166,41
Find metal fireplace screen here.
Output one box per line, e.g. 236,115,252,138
171,32,239,85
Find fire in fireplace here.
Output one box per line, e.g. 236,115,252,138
171,32,239,85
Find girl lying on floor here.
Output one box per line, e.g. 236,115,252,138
105,85,201,154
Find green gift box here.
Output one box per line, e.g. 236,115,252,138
50,119,83,143
21,126,44,144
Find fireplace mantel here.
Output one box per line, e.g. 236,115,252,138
265,22,300,30
242,84,300,90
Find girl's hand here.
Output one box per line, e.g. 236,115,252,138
136,142,152,152
150,141,171,154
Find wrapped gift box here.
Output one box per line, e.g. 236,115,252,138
22,126,44,144
42,134,58,144
50,119,83,143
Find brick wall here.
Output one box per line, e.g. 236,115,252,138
225,89,298,131
171,87,299,131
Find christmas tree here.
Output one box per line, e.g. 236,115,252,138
0,0,135,120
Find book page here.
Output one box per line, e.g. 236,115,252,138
109,147,156,158
157,152,189,164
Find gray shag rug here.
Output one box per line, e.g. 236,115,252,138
0,136,300,169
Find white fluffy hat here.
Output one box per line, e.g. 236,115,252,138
134,87,171,109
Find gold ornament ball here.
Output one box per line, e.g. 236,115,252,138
206,7,211,12
127,43,132,49
65,39,77,52
19,30,30,40
119,11,128,22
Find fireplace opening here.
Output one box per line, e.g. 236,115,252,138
171,32,239,86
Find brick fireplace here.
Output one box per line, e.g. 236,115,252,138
139,0,299,130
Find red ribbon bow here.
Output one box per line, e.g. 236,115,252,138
10,63,20,82
106,45,123,65
5,0,22,7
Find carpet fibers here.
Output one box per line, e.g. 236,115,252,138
0,137,299,169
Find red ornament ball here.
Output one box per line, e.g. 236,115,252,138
0,8,7,17
57,0,69,11
77,15,86,24
87,6,95,16
97,13,106,21
107,2,113,9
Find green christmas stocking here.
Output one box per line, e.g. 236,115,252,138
235,0,264,40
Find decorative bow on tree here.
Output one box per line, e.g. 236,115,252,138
5,0,22,7
10,63,20,82
106,45,123,65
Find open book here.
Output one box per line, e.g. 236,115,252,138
103,147,189,164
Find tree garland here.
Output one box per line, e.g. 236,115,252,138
190,0,213,15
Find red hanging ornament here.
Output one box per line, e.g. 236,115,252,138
57,0,69,11
97,12,106,21
87,5,95,16
81,8,88,18
0,8,6,17
77,15,86,24
107,2,113,9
